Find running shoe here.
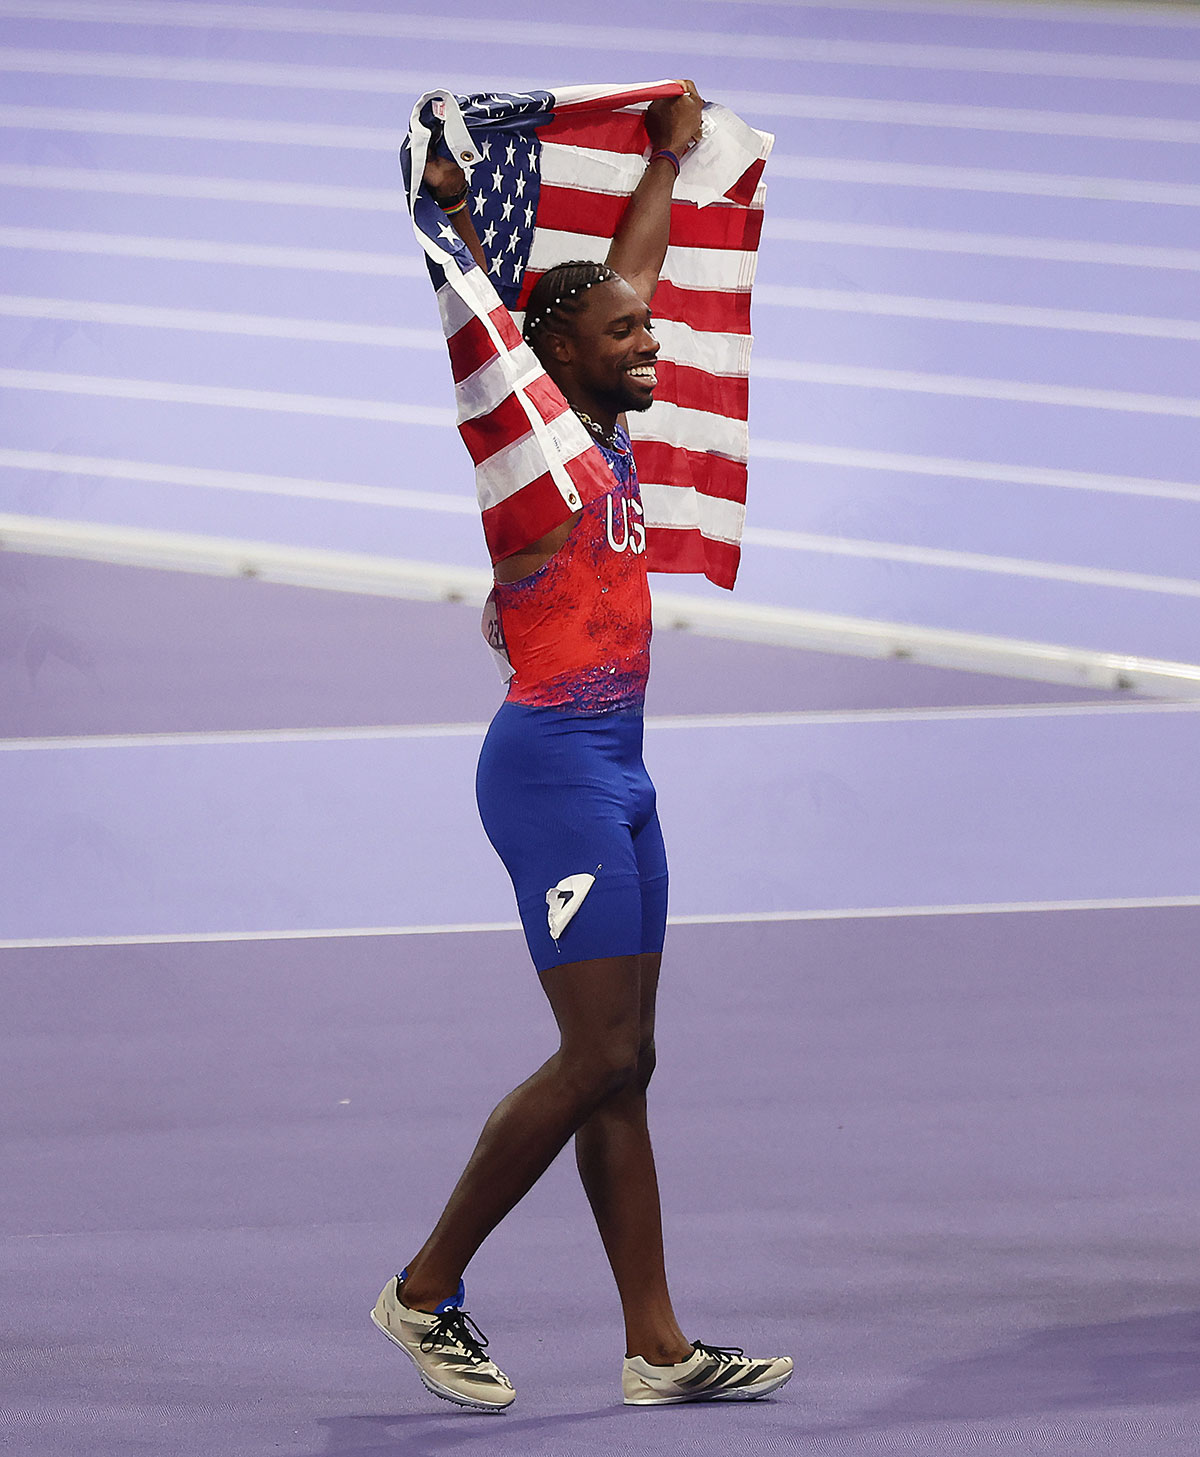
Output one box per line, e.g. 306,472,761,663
622,1341,793,1405
371,1274,515,1412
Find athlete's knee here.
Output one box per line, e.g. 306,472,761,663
558,1035,642,1105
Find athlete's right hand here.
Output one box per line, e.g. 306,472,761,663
423,143,467,202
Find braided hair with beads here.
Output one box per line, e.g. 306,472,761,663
522,260,618,351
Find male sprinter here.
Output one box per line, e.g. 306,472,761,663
373,84,792,1411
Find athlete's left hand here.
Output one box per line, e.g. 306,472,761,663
645,81,705,157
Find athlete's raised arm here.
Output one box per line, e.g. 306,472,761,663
605,83,705,304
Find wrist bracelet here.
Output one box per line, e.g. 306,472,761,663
431,186,469,209
441,196,469,216
649,148,681,176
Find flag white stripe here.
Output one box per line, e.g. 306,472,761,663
529,223,756,294
541,141,756,211
436,282,482,343
454,350,545,426
633,401,748,461
640,483,746,540
472,427,590,512
650,318,751,377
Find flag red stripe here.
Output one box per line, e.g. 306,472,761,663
725,157,766,207
564,443,621,507
525,371,571,425
447,314,499,385
536,185,763,251
633,441,748,502
651,278,751,335
482,470,574,563
539,111,647,154
549,82,682,119
447,306,523,384
644,527,740,588
490,305,523,350
651,360,749,420
458,391,532,465
482,446,615,562
459,374,571,466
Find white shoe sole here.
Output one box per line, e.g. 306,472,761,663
370,1309,513,1413
624,1366,793,1405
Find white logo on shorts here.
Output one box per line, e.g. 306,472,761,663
546,873,596,940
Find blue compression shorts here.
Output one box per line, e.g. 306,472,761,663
475,702,669,974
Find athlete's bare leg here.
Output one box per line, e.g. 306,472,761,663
399,954,659,1313
573,952,691,1363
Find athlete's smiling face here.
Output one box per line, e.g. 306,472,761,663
545,277,660,419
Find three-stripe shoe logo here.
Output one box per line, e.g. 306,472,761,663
680,1350,779,1395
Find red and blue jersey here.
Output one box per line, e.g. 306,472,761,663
489,424,652,713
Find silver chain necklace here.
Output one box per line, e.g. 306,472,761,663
573,407,620,451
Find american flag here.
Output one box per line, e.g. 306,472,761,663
401,81,772,589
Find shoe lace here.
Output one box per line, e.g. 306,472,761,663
691,1341,745,1363
421,1308,491,1364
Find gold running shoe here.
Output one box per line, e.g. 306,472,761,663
371,1274,515,1412
623,1341,793,1405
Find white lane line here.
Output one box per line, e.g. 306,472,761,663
4,69,1200,144
750,442,1200,506
753,287,1200,341
686,0,1200,23
754,360,1200,419
5,896,1199,951
771,154,1200,207
0,369,455,425
6,166,1200,269
0,295,448,348
3,701,1199,753
740,531,1200,599
763,219,1200,274
0,449,478,514
722,92,1200,144
5,100,1200,192
0,225,421,275
0,47,503,95
5,361,1199,423
0,2,1195,81
6,445,1198,510
8,290,1200,348
0,103,396,150
0,162,409,211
